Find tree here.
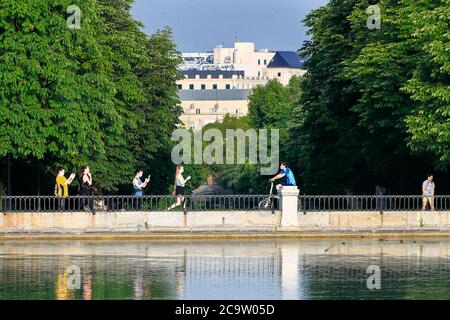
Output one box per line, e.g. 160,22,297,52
402,0,450,167
96,0,182,192
286,0,449,194
200,85,300,194
0,0,126,192
248,77,301,141
0,0,182,195
286,0,366,194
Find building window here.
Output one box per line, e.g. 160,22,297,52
209,104,219,114
258,59,261,65
201,84,206,90
189,84,194,90
226,84,231,90
264,59,267,65
236,108,241,115
278,72,281,77
189,122,195,130
178,84,182,90
212,84,218,90
196,108,201,115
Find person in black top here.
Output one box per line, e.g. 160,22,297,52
79,166,95,214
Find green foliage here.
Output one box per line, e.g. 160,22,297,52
0,0,122,164
184,78,304,194
402,1,450,166
248,77,301,141
202,115,265,194
0,0,181,194
286,0,449,194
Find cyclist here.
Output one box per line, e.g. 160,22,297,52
270,162,296,191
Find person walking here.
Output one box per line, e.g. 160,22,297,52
55,168,76,210
132,169,150,210
422,173,435,211
167,164,191,212
79,166,95,214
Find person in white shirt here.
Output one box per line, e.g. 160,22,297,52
422,173,435,211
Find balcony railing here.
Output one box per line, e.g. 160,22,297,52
297,195,450,212
0,195,271,213
0,195,448,213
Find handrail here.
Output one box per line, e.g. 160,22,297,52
0,195,448,213
297,195,449,212
0,195,271,213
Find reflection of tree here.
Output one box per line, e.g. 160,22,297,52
301,255,450,300
83,274,93,301
175,248,187,299
88,255,179,300
54,256,75,300
55,272,69,300
1,242,449,300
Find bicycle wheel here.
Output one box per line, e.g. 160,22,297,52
297,199,302,211
182,197,188,215
258,198,272,210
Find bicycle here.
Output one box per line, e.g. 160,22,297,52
182,193,188,215
258,181,303,213
258,181,277,213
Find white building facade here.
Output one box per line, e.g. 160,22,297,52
178,42,306,130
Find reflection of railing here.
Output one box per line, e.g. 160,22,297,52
186,256,280,277
298,195,450,212
0,195,271,213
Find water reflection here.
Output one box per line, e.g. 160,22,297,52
0,239,449,300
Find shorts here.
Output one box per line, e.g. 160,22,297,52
422,196,434,204
175,186,185,196
280,183,296,188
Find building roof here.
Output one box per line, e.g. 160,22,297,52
180,70,245,79
267,51,304,69
179,89,251,101
192,184,233,196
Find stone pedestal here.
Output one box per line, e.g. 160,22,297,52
279,186,299,227
281,245,300,299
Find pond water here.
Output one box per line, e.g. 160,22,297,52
0,239,449,300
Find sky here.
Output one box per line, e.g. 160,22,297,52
131,0,328,52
